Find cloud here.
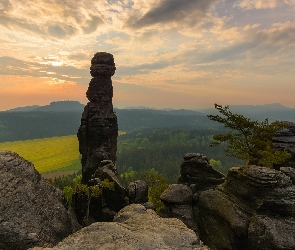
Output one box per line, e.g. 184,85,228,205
0,0,105,40
0,0,12,11
47,24,77,39
0,15,45,36
81,14,104,34
184,21,295,75
0,56,89,84
125,0,220,29
237,0,295,9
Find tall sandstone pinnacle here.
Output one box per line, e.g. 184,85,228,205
77,52,118,184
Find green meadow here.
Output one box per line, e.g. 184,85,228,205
0,135,81,173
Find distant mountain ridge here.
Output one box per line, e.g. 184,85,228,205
1,101,295,142
6,101,295,115
7,101,84,112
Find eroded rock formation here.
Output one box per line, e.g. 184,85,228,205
30,204,208,250
0,151,80,250
178,153,225,193
77,52,118,184
273,122,295,169
196,165,295,250
128,180,149,204
75,52,130,224
160,153,225,234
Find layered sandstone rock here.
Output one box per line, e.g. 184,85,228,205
196,165,295,250
78,52,118,184
75,53,129,224
160,184,198,233
160,153,225,234
273,122,295,169
0,151,80,250
178,153,225,193
32,204,207,250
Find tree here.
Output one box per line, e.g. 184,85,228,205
207,104,291,168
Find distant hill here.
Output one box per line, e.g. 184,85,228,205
1,101,295,142
8,105,41,112
6,101,84,113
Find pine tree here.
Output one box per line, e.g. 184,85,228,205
207,104,291,168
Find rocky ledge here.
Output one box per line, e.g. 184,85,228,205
196,165,295,250
29,204,208,250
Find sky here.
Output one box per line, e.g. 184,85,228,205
0,0,295,111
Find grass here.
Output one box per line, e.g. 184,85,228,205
0,135,81,173
0,131,126,174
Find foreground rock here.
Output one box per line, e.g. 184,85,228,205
196,165,295,250
0,151,80,250
33,204,207,250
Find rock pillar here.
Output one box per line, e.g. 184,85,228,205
77,52,118,184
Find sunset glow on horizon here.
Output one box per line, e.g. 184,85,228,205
0,0,295,111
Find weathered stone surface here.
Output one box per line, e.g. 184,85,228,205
160,184,197,233
77,52,118,184
248,215,295,250
160,154,224,234
280,166,295,184
128,180,148,204
273,122,295,169
0,151,80,250
161,184,193,204
196,188,250,250
178,153,225,192
36,204,206,250
93,160,128,213
196,165,295,250
72,160,128,225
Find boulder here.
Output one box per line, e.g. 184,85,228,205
160,184,198,233
161,184,193,204
128,180,149,204
34,204,207,250
196,165,295,250
0,151,80,250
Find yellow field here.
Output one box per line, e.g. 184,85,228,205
0,132,126,174
0,135,81,173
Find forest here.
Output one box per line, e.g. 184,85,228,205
0,109,217,142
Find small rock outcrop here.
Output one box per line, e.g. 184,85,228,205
196,165,295,250
32,204,207,250
273,122,295,169
77,52,118,184
160,184,198,233
178,153,225,193
128,180,149,204
0,151,80,250
160,153,225,233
